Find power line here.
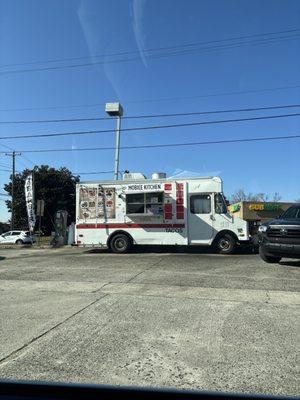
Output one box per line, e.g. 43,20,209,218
17,158,33,169
126,84,300,105
2,35,299,76
1,28,299,69
140,33,300,62
1,32,299,76
0,103,300,124
0,142,14,151
0,142,32,170
1,32,299,72
0,102,100,112
19,154,36,167
0,143,35,168
0,112,299,141
0,169,21,173
0,165,112,176
0,116,111,124
1,84,300,113
75,170,115,175
1,134,299,154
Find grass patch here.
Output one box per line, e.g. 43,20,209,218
34,236,52,246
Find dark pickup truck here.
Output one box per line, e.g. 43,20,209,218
258,204,300,263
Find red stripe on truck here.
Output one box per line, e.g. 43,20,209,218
76,223,185,229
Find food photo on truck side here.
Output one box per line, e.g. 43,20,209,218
75,172,252,254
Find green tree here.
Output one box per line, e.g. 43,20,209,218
0,222,10,234
4,165,79,234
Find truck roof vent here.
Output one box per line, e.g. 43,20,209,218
152,172,166,180
123,172,147,180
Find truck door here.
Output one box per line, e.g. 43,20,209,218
188,193,214,244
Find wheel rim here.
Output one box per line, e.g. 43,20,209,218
219,238,230,250
115,238,126,250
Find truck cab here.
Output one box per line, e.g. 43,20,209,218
188,190,248,253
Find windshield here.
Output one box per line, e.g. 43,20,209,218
0,0,299,398
281,206,300,219
215,193,228,214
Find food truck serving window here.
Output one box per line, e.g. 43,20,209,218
126,192,164,215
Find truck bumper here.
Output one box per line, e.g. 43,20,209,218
261,242,300,257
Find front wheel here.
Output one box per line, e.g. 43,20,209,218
215,234,236,254
259,246,281,263
110,234,132,254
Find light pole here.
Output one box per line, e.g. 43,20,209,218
105,102,123,180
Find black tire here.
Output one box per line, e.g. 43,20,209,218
110,234,132,254
15,239,23,245
215,233,236,254
259,246,281,263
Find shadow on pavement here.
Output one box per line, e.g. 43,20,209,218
85,245,255,255
86,248,110,254
0,256,6,261
279,260,300,267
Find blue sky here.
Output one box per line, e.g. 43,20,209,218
0,0,300,222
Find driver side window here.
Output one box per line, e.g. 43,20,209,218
190,194,211,214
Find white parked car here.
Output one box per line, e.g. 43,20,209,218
0,230,35,245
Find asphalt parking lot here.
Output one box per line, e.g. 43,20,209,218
0,246,299,396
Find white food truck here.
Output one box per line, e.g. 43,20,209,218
75,173,249,253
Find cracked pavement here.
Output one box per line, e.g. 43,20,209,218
0,246,299,395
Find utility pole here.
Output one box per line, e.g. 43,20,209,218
6,151,21,230
114,115,121,180
105,102,123,180
36,199,44,246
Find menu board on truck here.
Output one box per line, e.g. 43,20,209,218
79,186,115,220
100,188,116,219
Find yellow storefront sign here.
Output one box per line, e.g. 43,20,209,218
248,203,281,211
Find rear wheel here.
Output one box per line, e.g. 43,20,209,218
259,246,281,263
15,239,23,245
110,234,132,254
215,234,236,254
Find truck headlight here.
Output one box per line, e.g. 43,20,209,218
258,225,267,233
